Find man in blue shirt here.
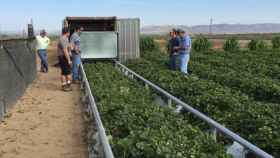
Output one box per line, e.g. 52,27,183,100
70,26,84,84
177,29,192,75
168,29,180,70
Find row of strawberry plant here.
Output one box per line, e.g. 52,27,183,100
193,50,280,71
189,61,280,104
84,62,231,158
141,50,280,104
125,58,280,157
192,51,280,80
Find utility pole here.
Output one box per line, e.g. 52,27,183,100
0,24,2,39
0,24,2,49
209,17,213,34
28,18,34,38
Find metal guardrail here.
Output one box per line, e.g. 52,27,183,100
80,64,115,158
114,60,274,158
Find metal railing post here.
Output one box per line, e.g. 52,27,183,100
145,83,149,90
167,98,172,108
210,127,217,142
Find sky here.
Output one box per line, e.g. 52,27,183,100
1,0,280,32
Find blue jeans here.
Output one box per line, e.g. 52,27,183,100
37,49,48,72
169,54,177,70
179,53,190,74
72,52,81,81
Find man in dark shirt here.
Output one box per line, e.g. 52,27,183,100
168,29,180,70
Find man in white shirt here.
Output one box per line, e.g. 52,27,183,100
36,30,50,73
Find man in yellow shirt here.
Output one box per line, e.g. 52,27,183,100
36,30,50,73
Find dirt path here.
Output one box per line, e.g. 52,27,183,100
0,41,88,158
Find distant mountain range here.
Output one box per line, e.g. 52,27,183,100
141,23,280,34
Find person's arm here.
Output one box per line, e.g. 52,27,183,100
189,38,192,51
70,36,75,51
64,47,71,65
62,40,72,65
46,37,50,47
180,37,191,51
174,38,181,51
70,38,80,54
63,48,72,65
74,40,80,53
73,35,81,53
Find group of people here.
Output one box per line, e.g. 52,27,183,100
36,27,191,92
168,29,192,75
36,26,83,92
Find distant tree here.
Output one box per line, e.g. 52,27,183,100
272,36,280,49
257,40,268,50
192,36,212,52
140,36,160,52
223,38,240,52
248,39,268,51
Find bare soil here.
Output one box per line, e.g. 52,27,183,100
0,41,88,158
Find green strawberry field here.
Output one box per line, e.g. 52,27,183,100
124,38,280,157
83,37,280,157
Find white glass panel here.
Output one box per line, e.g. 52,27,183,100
80,31,118,59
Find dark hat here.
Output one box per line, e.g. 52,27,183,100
172,28,178,33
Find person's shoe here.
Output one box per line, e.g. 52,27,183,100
66,84,72,91
62,84,72,92
62,85,67,91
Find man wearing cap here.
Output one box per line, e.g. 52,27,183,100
177,29,192,75
36,30,50,73
70,26,83,84
168,29,180,70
